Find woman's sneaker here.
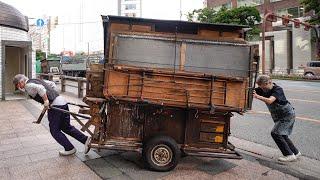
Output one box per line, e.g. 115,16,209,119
59,148,76,156
278,154,297,162
295,152,302,158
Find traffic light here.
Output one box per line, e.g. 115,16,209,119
293,19,300,28
282,15,290,26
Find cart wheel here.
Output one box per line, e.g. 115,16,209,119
142,135,180,172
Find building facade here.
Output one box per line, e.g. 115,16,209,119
0,1,35,100
206,0,316,75
118,0,142,17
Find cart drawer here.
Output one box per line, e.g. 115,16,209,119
200,122,225,133
199,132,224,143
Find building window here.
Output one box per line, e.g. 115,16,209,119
125,13,136,17
213,2,232,11
237,0,262,7
276,6,304,18
125,4,136,10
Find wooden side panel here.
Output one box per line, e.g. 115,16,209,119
212,81,225,106
185,111,230,148
106,71,130,96
180,43,186,71
198,29,220,38
143,107,186,144
223,31,240,38
184,110,200,144
225,81,246,108
110,23,130,31
104,67,248,111
132,25,152,32
106,102,143,140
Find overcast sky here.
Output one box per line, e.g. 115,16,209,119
2,0,204,53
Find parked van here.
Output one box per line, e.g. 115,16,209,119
304,61,320,77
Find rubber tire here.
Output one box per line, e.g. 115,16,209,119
142,135,180,172
305,72,314,77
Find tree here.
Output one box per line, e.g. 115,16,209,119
36,50,46,61
187,6,261,40
300,0,320,25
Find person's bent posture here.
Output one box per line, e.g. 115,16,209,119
13,74,91,156
253,75,300,162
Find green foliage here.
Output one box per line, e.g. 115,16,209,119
36,50,46,61
187,6,261,40
300,0,320,25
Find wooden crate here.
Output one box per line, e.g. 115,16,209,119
86,64,104,98
103,65,248,112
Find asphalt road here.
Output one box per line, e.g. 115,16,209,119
231,79,320,160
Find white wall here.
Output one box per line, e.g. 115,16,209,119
0,26,35,99
292,26,311,74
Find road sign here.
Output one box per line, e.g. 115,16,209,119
36,19,45,27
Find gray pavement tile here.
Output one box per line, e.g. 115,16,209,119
95,149,120,157
75,150,101,161
18,135,38,142
85,158,123,179
0,137,20,145
100,152,171,180
1,145,47,160
109,174,133,180
69,171,102,180
0,155,31,168
161,170,213,180
8,158,58,176
197,159,237,176
54,155,83,165
21,138,55,148
0,167,11,180
0,143,21,153
38,162,89,179
0,133,18,141
11,170,42,180
29,149,60,162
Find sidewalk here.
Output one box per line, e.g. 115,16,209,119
0,99,100,180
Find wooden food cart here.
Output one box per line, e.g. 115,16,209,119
79,15,259,171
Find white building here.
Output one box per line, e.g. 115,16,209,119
0,1,35,100
118,0,142,17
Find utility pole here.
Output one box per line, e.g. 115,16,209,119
262,0,271,74
47,17,51,57
179,0,182,20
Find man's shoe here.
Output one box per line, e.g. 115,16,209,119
84,137,91,154
278,154,297,162
59,148,76,156
295,152,302,158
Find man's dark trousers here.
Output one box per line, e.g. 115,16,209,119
48,104,88,151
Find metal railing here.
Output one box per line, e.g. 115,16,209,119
37,73,86,98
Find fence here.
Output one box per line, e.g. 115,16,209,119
37,73,87,98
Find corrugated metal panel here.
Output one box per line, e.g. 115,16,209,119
114,34,250,77
185,43,250,77
114,36,180,69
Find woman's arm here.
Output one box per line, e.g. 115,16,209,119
253,90,276,105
